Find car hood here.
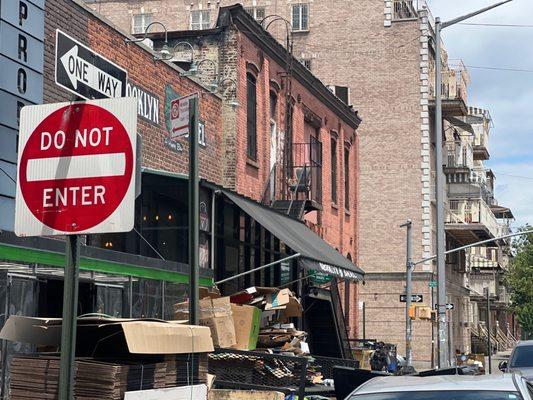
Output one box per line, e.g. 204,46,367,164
510,367,533,380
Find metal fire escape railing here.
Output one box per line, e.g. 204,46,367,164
290,141,323,205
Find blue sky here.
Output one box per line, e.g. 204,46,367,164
428,0,533,228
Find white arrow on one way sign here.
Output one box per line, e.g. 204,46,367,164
60,45,123,98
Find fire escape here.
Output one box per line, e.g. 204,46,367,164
261,138,323,221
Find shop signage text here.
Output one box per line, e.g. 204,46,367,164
126,82,160,125
0,0,45,231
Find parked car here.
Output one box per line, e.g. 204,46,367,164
500,340,533,381
344,374,533,400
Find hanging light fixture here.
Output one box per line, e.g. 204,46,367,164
125,21,173,61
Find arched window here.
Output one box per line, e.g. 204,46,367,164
246,72,257,160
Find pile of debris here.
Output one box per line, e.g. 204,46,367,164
173,286,306,355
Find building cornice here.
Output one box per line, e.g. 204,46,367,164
218,5,362,130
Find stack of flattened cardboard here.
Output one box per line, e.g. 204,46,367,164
2,316,215,399
10,356,61,399
164,353,208,387
9,356,167,399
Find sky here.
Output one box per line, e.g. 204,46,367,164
428,0,533,229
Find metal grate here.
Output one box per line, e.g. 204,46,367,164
308,355,359,380
208,349,308,398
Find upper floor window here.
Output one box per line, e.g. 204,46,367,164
132,13,153,34
331,137,338,204
244,6,266,22
191,10,210,30
291,4,309,31
344,147,350,210
247,73,258,160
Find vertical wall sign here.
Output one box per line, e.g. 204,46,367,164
0,0,45,231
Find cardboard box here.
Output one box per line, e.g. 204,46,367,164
0,315,214,356
354,349,373,370
174,297,237,348
231,304,261,350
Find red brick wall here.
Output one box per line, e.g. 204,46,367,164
44,0,223,183
234,32,361,335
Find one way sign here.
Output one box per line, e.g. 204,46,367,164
55,30,127,100
400,294,423,303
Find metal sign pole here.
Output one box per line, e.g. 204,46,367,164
188,96,200,326
401,220,413,367
485,288,492,374
58,235,80,400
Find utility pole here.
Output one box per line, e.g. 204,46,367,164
485,287,492,374
401,220,413,367
433,0,513,368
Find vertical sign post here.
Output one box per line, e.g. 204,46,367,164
485,287,492,374
188,95,200,325
58,235,80,400
15,99,137,400
401,220,413,368
187,95,199,389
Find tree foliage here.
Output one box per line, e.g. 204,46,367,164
506,225,533,338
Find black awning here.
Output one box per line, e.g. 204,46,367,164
220,189,364,281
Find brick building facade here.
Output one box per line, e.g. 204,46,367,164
86,0,434,367
9,0,364,343
145,5,363,337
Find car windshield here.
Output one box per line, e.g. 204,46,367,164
510,345,533,368
350,391,523,400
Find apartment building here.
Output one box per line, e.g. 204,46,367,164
444,105,516,354
85,0,514,367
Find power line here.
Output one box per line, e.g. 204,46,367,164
458,22,533,28
449,63,533,73
495,172,533,181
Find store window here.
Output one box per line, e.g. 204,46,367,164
190,10,210,30
291,3,309,31
215,199,293,295
247,73,258,160
88,172,212,269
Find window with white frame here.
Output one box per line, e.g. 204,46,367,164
244,6,266,22
291,4,309,31
132,13,153,34
190,10,210,30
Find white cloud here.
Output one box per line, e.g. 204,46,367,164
428,0,533,228
490,162,533,227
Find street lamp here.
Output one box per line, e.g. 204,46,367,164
433,0,513,368
171,41,195,65
125,22,172,61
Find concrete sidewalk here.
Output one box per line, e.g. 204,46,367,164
486,351,511,375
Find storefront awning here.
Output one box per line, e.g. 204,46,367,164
220,190,364,281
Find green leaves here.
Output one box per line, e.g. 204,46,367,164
507,224,533,337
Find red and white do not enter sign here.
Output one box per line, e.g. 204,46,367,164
15,98,137,237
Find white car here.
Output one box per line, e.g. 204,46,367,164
500,340,533,381
345,374,533,400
